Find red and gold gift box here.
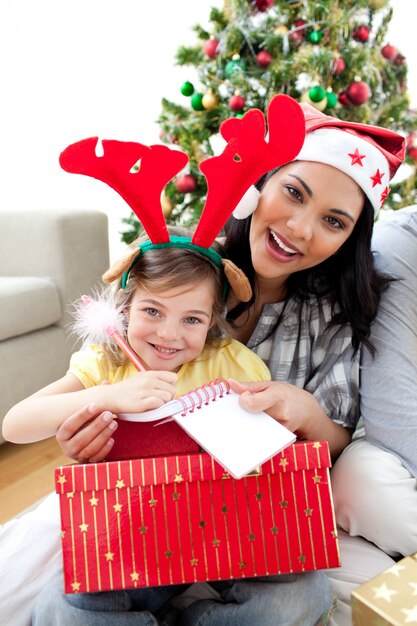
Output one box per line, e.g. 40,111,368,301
352,553,417,626
55,441,340,594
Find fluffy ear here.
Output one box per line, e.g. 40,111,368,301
222,259,252,303
102,248,139,284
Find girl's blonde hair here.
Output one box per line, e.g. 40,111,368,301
105,226,232,366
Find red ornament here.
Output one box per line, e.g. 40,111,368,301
393,53,406,66
289,19,306,44
332,57,345,75
256,50,272,68
406,133,417,161
253,0,274,11
346,81,371,106
338,92,350,107
229,94,246,111
175,174,196,194
381,44,397,61
203,38,219,58
352,25,370,43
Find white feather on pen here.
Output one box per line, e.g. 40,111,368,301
70,290,146,371
70,290,126,343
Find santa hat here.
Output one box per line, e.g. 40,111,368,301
233,102,405,218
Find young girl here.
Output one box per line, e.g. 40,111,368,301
1,226,270,447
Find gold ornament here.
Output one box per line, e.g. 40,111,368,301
161,192,173,218
300,90,327,112
202,91,219,111
275,25,288,36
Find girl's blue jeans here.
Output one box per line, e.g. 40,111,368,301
32,569,334,625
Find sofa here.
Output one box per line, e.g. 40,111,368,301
0,208,110,444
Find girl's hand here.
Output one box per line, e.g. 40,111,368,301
56,371,177,463
105,371,177,414
227,378,351,461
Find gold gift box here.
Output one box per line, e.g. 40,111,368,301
352,553,417,626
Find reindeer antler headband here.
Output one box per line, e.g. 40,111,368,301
59,95,305,301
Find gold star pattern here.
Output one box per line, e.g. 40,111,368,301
239,561,246,569
255,492,263,500
279,458,289,468
79,523,88,533
199,520,207,528
386,563,406,577
130,571,139,582
148,498,157,508
304,507,313,516
113,503,122,513
139,526,148,534
331,529,338,538
105,552,114,561
61,530,66,539
222,473,230,480
371,582,398,602
57,474,67,485
221,505,229,513
271,526,279,535
298,555,306,564
212,538,221,547
348,148,366,166
66,491,74,499
248,533,255,541
190,558,198,567
115,479,125,489
174,474,184,483
165,550,173,558
172,492,180,501
89,496,99,506
401,605,417,623
71,581,81,592
312,441,322,449
312,474,322,484
280,500,288,508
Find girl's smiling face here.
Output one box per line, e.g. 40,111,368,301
126,279,214,372
249,161,365,292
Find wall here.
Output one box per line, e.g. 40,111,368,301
0,0,414,262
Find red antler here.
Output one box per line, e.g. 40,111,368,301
59,138,188,244
192,94,306,248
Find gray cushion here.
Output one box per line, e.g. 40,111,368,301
0,276,62,341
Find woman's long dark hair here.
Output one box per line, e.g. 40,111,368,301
223,192,389,355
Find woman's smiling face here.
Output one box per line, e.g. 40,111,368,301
249,161,365,287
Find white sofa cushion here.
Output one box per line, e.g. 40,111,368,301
0,276,62,341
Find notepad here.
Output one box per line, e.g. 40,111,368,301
119,379,296,479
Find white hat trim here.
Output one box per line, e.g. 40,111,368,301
295,128,390,215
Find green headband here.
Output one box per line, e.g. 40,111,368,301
121,236,224,289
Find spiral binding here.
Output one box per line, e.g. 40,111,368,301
179,378,230,416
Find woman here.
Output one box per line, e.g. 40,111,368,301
32,102,405,626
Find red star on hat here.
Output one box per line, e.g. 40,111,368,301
370,169,385,187
348,148,366,166
380,186,390,206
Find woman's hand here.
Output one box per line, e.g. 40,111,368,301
56,403,118,463
228,378,351,460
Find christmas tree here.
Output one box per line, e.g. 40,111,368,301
122,0,417,244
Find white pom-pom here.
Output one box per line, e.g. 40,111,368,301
70,290,127,350
232,185,261,219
